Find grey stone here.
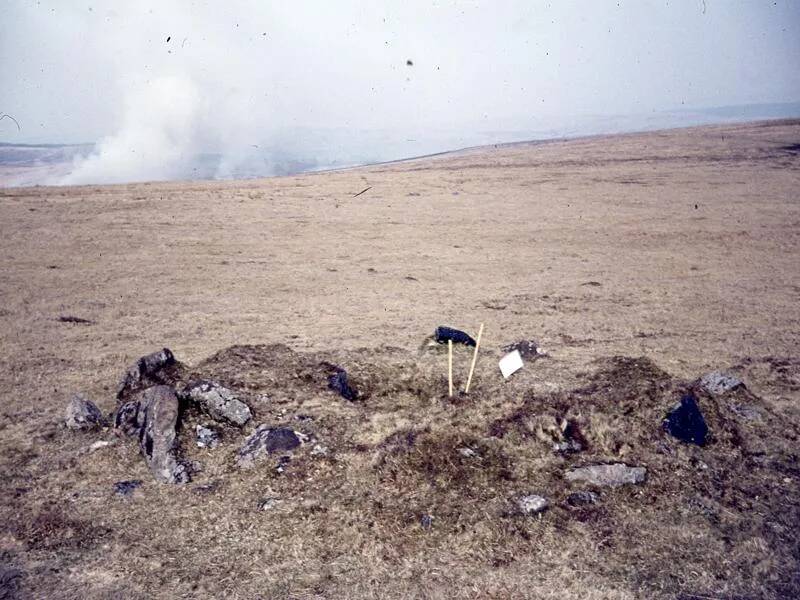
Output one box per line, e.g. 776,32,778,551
196,424,221,449
135,386,190,484
116,348,176,401
236,425,301,469
65,393,105,430
565,463,646,488
420,514,434,530
729,402,761,421
182,380,252,427
259,497,281,511
566,490,599,506
698,371,744,395
517,494,549,515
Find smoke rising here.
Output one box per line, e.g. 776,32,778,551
1,1,799,185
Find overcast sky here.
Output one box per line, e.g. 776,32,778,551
1,1,799,182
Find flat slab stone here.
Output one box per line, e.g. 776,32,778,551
182,380,252,426
698,371,744,395
565,463,646,487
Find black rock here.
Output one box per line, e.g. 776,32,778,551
566,490,599,506
501,340,542,360
663,393,709,446
434,326,476,347
114,480,143,497
328,369,358,401
236,425,302,468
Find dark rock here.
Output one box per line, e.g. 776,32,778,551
565,464,646,487
116,348,176,401
182,380,252,426
434,326,476,347
113,480,143,497
698,371,744,395
328,369,358,401
663,393,708,446
114,401,140,436
196,424,221,449
236,425,301,468
517,494,549,515
65,393,105,430
501,340,544,360
135,386,190,483
566,490,599,506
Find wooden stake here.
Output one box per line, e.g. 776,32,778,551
448,340,454,397
464,323,484,394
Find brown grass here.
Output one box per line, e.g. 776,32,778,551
1,121,799,598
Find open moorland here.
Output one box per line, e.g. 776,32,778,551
1,120,799,599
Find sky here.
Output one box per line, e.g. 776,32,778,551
1,0,799,184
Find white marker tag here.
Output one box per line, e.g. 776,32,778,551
499,350,524,379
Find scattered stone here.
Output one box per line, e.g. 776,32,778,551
57,315,94,325
236,425,301,469
517,494,549,515
328,369,358,401
135,386,190,483
196,424,221,448
114,401,140,436
565,464,646,488
182,380,252,427
310,444,329,457
275,455,291,474
259,497,281,511
501,340,545,360
729,402,761,421
87,440,113,452
116,348,176,401
420,514,434,530
698,371,744,395
193,481,220,494
458,446,478,458
434,326,476,347
663,393,709,446
566,490,599,506
65,393,106,431
114,480,143,497
553,439,584,454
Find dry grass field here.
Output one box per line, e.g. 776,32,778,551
1,120,799,599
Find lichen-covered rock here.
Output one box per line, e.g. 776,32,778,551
116,348,177,401
182,380,252,426
135,385,190,483
114,401,140,436
565,463,646,488
698,371,744,395
65,393,105,430
517,494,549,515
196,424,221,449
236,425,301,468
